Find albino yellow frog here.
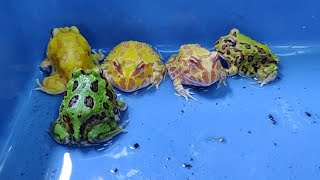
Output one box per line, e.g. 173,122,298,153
35,26,103,95
166,44,227,101
101,41,165,92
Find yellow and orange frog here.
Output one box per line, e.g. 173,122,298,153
36,26,103,95
101,41,166,92
166,44,227,101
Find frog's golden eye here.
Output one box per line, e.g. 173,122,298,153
226,38,236,47
189,56,199,65
112,60,123,74
136,62,146,72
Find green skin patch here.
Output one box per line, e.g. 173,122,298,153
50,68,127,146
214,28,279,86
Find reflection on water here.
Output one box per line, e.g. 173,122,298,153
58,152,72,180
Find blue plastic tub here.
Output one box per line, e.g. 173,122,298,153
1,0,320,179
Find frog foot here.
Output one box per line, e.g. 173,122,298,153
39,58,53,73
88,120,129,144
255,64,278,86
227,64,238,76
147,71,165,90
35,75,67,95
91,49,105,65
173,78,197,101
217,70,228,88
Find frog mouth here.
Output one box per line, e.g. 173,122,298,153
107,76,149,93
183,74,216,87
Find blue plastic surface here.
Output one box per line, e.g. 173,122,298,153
1,0,320,179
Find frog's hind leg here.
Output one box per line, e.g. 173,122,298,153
88,120,129,144
35,74,67,95
173,78,197,101
255,63,278,87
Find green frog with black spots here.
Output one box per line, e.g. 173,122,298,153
214,28,279,86
50,68,128,146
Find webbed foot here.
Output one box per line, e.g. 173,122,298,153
173,78,197,101
255,63,278,86
35,75,67,95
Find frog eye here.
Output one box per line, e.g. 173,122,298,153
189,57,199,65
112,60,121,70
226,38,236,47
136,62,146,72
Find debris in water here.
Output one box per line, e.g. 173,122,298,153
274,142,277,146
247,131,252,134
242,86,246,89
268,115,276,124
182,163,192,169
207,137,226,143
305,112,312,117
181,109,185,113
110,168,118,173
166,157,171,161
130,143,140,149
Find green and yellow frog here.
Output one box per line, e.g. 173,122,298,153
50,68,128,146
101,41,165,92
166,44,227,101
35,26,103,95
214,28,279,86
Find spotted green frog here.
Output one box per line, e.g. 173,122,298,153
214,28,279,86
166,44,227,101
50,68,128,146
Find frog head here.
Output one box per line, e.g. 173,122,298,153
104,59,153,92
178,45,225,86
51,26,80,37
214,28,246,63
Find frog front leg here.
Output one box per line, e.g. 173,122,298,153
255,63,278,86
173,78,197,101
91,49,105,65
227,63,239,76
35,73,67,95
87,120,128,144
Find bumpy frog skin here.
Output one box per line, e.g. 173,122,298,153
214,28,279,86
50,68,128,146
166,44,227,101
35,26,103,95
101,41,165,92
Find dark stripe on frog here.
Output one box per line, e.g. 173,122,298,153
72,80,78,91
62,115,74,141
79,113,109,140
68,95,79,107
84,96,94,108
90,80,99,92
239,42,251,49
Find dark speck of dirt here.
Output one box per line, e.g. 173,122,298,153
45,153,48,157
166,157,171,161
110,168,118,173
182,163,192,169
181,110,185,113
277,77,281,80
20,173,24,176
305,112,312,117
190,158,194,161
132,143,140,149
242,86,246,89
216,103,218,105
268,115,276,124
248,131,252,134
274,142,277,146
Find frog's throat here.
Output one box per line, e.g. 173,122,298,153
182,74,216,87
107,76,149,92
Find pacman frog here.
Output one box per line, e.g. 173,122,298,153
35,26,103,95
50,68,128,146
101,41,165,92
166,44,227,101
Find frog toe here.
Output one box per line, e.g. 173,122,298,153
35,77,66,95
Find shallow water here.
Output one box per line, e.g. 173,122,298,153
0,43,320,180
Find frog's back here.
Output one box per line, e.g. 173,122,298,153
106,41,161,63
